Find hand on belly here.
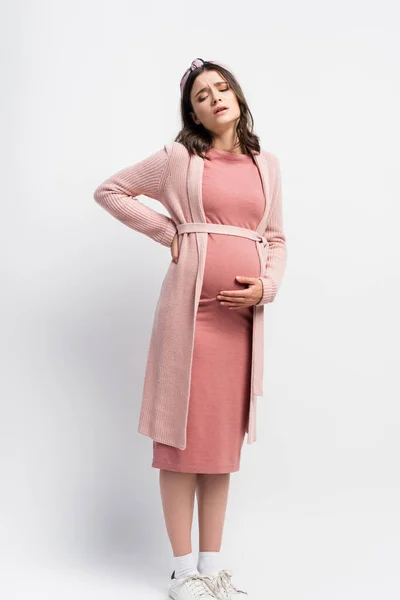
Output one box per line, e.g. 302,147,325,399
200,236,263,307
217,275,263,308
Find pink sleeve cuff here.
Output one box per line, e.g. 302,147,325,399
159,218,178,247
256,276,278,305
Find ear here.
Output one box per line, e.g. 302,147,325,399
190,111,201,125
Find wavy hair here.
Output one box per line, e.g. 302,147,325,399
174,61,261,162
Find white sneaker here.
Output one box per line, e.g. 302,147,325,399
202,569,249,599
169,570,219,599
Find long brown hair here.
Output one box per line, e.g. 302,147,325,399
174,60,261,162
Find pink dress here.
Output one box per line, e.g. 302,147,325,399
152,147,266,473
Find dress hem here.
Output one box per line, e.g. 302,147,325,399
151,460,240,474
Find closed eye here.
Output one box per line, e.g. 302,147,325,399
199,87,229,102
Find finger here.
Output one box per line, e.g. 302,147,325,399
218,290,251,298
224,299,253,308
219,295,246,302
220,297,247,306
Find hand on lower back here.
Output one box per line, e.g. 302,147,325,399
170,233,179,262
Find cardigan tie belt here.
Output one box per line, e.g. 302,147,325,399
176,222,268,398
176,223,268,276
176,222,268,247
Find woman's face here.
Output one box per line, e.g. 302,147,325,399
189,70,240,135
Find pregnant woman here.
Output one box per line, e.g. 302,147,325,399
94,58,287,600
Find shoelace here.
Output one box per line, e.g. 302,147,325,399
213,569,248,597
179,572,219,598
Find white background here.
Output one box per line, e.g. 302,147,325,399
2,0,400,597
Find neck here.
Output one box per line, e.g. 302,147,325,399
211,131,242,154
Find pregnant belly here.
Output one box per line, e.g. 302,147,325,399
200,234,262,300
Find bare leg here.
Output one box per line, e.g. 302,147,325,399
159,469,198,556
196,473,230,551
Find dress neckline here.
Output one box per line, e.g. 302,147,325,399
206,147,252,161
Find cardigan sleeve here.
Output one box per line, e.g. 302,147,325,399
93,145,178,247
256,154,288,305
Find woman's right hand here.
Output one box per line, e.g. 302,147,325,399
170,232,179,262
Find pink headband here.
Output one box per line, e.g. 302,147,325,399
179,58,232,98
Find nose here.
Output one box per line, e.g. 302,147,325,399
211,88,222,103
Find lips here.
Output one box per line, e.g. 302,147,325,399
214,106,228,115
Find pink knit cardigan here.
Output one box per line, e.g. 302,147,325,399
94,141,287,449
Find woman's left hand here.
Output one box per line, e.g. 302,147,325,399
216,276,263,309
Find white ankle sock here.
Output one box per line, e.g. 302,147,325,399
197,551,222,574
173,552,199,579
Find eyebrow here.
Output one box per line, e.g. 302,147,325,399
194,81,228,98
